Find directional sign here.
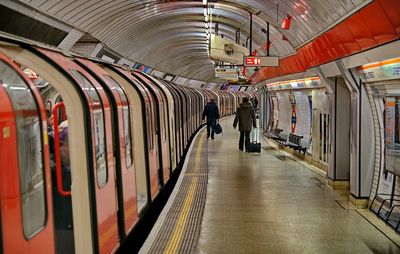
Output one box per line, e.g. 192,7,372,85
245,57,261,65
243,56,279,67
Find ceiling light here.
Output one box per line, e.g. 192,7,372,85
281,15,292,30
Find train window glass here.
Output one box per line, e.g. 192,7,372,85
160,103,166,142
103,75,133,168
146,106,153,150
0,60,46,239
69,70,108,187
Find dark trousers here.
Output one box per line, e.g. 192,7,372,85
206,119,216,138
239,131,250,151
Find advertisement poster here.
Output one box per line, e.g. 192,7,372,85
385,97,396,174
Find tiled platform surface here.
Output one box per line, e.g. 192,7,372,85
195,117,400,254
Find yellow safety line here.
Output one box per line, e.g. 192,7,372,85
163,132,205,253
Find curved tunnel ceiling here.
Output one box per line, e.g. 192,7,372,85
17,0,369,83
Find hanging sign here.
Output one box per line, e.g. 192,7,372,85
243,56,279,67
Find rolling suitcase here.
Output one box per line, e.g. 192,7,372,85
247,127,261,153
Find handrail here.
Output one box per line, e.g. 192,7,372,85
53,102,71,196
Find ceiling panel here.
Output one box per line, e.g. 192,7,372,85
14,0,370,83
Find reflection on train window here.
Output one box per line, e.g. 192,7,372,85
104,75,133,168
385,97,400,174
69,69,108,187
0,60,46,239
146,106,153,150
160,103,166,142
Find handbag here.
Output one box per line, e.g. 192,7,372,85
214,121,223,134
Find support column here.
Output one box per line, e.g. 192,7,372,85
336,60,374,208
316,67,350,189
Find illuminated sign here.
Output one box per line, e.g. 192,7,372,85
266,77,321,91
358,57,400,83
243,56,279,67
245,57,261,65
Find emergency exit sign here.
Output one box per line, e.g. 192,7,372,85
243,56,279,67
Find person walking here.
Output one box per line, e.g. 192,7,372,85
202,98,220,139
233,97,256,151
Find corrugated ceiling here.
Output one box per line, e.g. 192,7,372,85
14,0,369,82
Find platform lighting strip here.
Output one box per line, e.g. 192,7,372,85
266,77,320,87
358,57,400,70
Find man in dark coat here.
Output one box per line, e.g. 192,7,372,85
233,97,257,151
202,98,220,139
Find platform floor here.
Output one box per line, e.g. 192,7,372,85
195,117,400,254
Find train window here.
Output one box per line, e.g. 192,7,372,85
103,75,133,168
0,60,46,239
146,106,153,150
160,103,166,142
69,70,108,187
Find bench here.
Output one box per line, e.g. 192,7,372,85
266,130,309,155
284,133,303,153
266,128,283,139
299,139,310,155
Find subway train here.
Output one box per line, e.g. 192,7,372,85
0,36,252,254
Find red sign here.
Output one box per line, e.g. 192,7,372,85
245,57,261,65
243,56,279,67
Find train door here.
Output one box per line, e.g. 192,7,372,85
188,89,196,134
132,72,170,187
182,87,193,137
113,68,160,200
161,80,183,165
34,48,120,254
75,58,139,238
146,75,177,173
193,89,203,128
0,53,55,253
104,66,150,213
174,86,188,149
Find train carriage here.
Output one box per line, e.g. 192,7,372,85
0,51,56,254
0,37,239,254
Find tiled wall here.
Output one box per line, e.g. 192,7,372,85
366,80,400,204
